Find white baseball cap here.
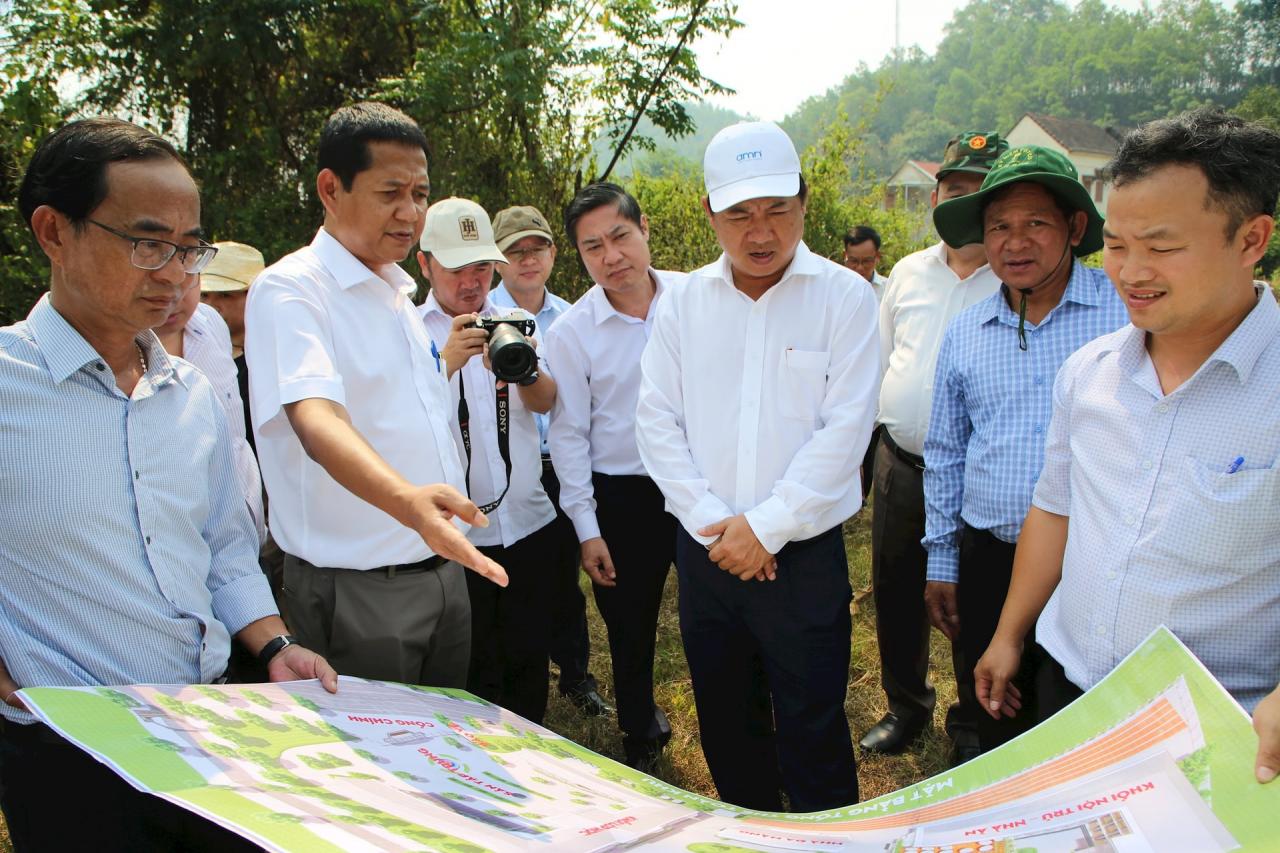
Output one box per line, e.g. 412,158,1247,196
703,121,801,213
420,197,508,269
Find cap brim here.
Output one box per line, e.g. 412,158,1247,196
932,173,1104,256
429,244,509,269
199,273,250,292
495,228,554,253
935,164,995,179
707,173,800,213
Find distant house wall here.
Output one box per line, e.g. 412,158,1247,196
1006,115,1117,216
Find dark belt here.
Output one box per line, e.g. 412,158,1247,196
293,554,444,579
882,429,926,471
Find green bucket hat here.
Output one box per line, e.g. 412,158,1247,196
932,145,1104,256
936,130,1008,178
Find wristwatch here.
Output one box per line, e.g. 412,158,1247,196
257,634,297,668
517,369,540,387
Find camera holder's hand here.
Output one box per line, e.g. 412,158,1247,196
441,313,486,378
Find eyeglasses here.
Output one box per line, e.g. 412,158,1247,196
89,219,219,274
504,245,552,263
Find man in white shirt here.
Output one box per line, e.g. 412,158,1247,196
245,103,506,691
974,108,1280,788
843,225,888,303
418,198,559,724
155,283,265,547
543,182,685,771
843,224,888,505
490,205,608,717
636,122,879,811
862,131,1005,764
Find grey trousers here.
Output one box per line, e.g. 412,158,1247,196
282,555,471,688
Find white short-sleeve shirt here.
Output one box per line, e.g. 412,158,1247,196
245,228,466,569
1033,284,1280,712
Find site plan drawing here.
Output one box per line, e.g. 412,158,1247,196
18,627,1279,851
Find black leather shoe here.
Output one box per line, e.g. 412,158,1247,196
560,684,613,717
623,708,672,773
858,712,926,755
948,735,982,768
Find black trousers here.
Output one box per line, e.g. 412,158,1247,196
0,719,261,852
677,524,858,813
870,437,935,725
957,523,1039,752
860,425,881,503
469,519,560,723
1036,647,1085,720
591,473,674,748
871,436,979,741
541,459,594,692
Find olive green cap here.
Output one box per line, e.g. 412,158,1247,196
936,131,1008,179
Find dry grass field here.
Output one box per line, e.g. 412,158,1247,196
0,508,958,850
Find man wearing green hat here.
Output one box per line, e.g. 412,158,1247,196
922,145,1127,754
865,131,1004,763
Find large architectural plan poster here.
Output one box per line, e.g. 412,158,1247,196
17,627,1279,851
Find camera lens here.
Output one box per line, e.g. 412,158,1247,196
488,324,537,383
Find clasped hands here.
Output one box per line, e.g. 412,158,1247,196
698,514,777,581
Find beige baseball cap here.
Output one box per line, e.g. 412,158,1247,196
199,241,265,292
420,197,508,269
492,205,554,253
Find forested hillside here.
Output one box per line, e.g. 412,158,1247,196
782,0,1279,179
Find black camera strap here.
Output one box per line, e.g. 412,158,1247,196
456,370,513,514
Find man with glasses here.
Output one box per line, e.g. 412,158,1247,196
843,225,887,302
490,204,610,718
0,117,336,851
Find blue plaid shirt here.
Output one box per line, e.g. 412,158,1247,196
923,262,1129,583
491,282,572,455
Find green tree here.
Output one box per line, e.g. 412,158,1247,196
1,0,738,321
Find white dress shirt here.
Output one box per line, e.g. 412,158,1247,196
543,270,683,542
1033,284,1280,712
245,228,466,569
182,303,266,545
878,242,1000,455
868,270,889,304
419,293,555,548
636,243,880,555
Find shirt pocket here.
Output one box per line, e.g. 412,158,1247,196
1172,457,1280,573
777,348,829,422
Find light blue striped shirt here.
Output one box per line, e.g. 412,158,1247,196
1035,284,1280,712
491,281,572,456
0,296,276,724
923,262,1128,583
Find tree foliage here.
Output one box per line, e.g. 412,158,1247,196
0,0,739,322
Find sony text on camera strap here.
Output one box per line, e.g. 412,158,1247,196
456,369,513,514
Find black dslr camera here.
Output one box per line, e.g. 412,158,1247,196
473,315,538,384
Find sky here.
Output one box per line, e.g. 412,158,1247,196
692,0,1154,122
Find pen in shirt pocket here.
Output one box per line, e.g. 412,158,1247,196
431,339,442,374
1224,456,1245,474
